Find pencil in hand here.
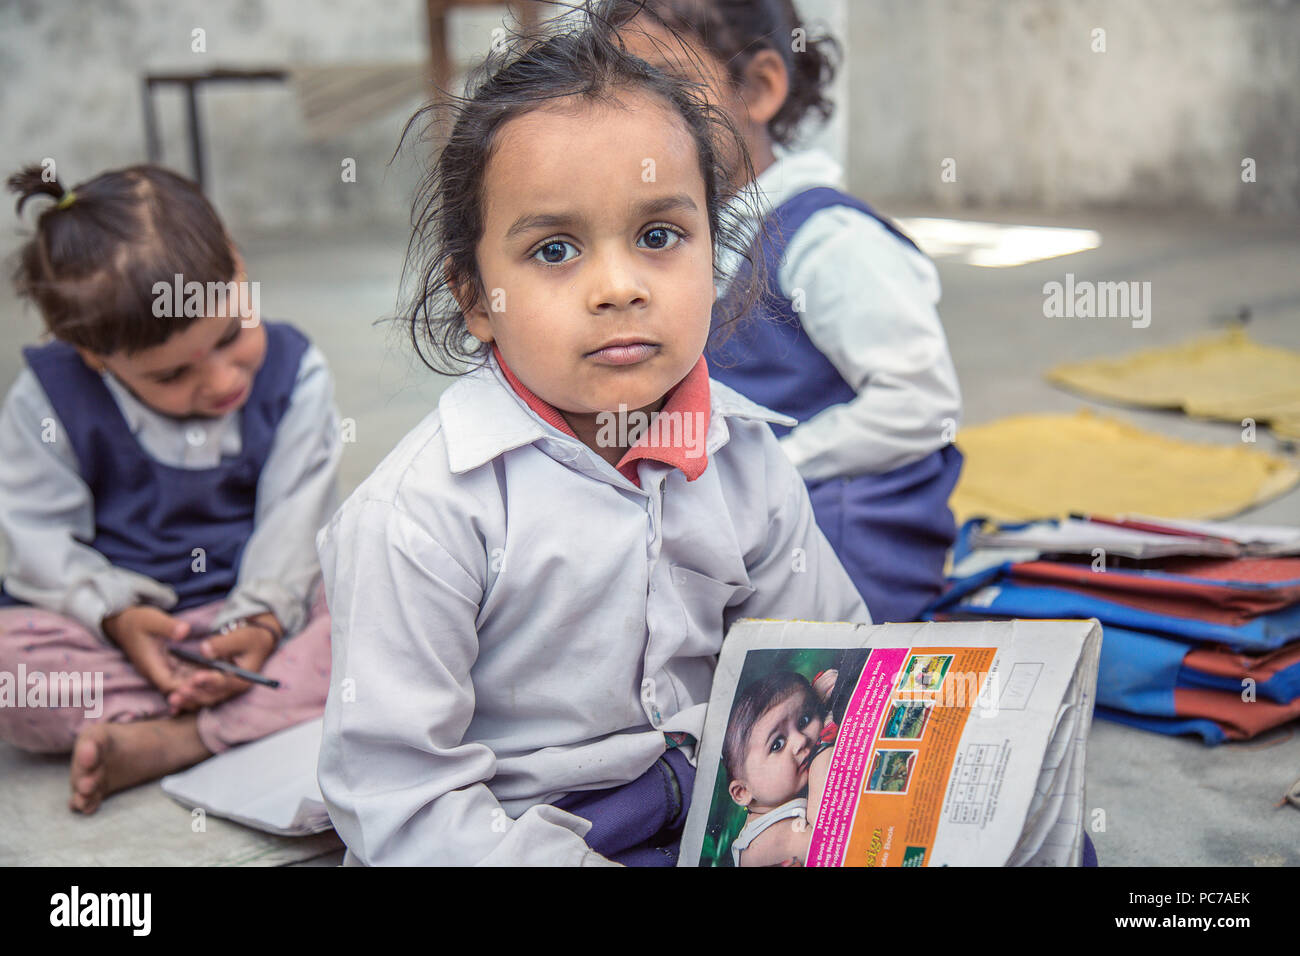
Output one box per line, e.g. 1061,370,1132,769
167,643,281,689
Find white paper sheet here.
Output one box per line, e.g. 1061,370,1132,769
161,717,332,837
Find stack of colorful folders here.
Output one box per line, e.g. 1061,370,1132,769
926,515,1300,744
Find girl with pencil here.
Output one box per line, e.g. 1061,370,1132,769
0,165,339,813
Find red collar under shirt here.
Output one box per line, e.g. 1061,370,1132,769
492,345,711,488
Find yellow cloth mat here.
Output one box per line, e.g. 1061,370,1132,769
951,409,1300,523
1047,328,1300,439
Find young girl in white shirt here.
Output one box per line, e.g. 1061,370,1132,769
0,164,340,813
315,12,870,866
615,0,965,623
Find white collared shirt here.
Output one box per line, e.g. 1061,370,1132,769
718,148,963,479
315,356,871,866
0,343,340,637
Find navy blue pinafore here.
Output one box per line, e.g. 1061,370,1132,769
708,187,963,623
0,322,309,612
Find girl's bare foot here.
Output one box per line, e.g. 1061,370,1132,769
69,716,211,814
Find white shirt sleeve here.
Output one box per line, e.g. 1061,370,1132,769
733,424,872,626
775,207,963,480
0,370,177,637
315,497,613,866
213,345,341,637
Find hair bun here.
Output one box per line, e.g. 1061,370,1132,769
7,164,67,216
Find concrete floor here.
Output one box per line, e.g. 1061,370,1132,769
1,205,1298,865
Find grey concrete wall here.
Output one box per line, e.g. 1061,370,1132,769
0,0,523,235
846,0,1300,215
3,0,1295,232
0,0,855,237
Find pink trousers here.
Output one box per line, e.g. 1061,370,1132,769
0,585,331,755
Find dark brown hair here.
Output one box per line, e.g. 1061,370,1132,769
7,164,237,355
398,2,766,374
601,0,840,147
722,669,821,782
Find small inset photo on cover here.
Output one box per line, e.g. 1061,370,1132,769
865,749,917,795
897,654,954,694
880,700,934,741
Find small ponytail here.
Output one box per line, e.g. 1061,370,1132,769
6,163,238,355
7,165,67,217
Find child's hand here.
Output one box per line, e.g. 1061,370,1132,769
806,744,836,828
783,815,816,867
812,668,838,703
167,614,279,713
101,605,192,696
